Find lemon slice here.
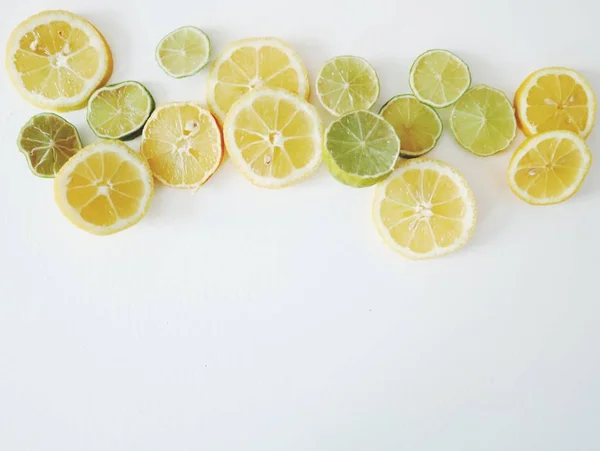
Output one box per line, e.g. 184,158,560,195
54,140,154,235
156,26,211,78
450,84,517,156
141,102,223,189
206,37,309,124
223,88,322,188
508,130,592,205
6,10,113,111
379,94,443,159
373,158,477,259
316,56,380,116
515,67,596,138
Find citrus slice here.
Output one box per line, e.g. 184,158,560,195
379,94,443,159
409,49,471,108
507,130,592,205
372,158,477,259
324,110,400,187
87,81,155,140
54,140,153,235
141,102,223,189
450,84,517,156
206,37,309,124
514,67,596,138
316,55,380,116
156,26,211,78
6,10,113,111
18,112,82,177
223,88,322,188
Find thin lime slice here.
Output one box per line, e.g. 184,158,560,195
316,56,380,116
409,49,471,108
379,94,443,159
450,84,517,156
324,110,400,187
156,26,211,78
17,113,82,178
87,81,155,140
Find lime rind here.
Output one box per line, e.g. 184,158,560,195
156,26,211,79
87,81,155,141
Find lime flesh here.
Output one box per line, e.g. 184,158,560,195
156,26,211,78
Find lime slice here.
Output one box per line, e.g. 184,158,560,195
409,49,471,108
379,94,443,159
87,81,155,140
324,110,400,187
450,84,517,156
156,26,210,78
17,112,82,178
316,56,380,116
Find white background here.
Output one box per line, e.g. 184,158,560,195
1,0,599,449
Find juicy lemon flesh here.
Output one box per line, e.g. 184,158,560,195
412,51,469,106
157,28,208,76
66,150,146,227
524,74,591,135
89,84,150,137
142,106,221,186
380,168,469,254
232,95,317,179
14,20,102,100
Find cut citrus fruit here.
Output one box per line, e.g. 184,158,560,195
508,130,592,205
223,88,322,188
324,110,400,187
379,94,443,159
373,158,477,259
409,49,471,109
515,67,596,138
87,81,155,140
141,102,223,189
6,10,113,111
450,84,517,156
316,55,379,116
206,37,309,124
18,112,82,177
54,140,153,235
156,26,211,78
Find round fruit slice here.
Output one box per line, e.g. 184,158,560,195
409,49,471,109
156,26,211,78
515,67,596,138
324,110,400,187
508,130,592,205
379,94,443,159
87,81,155,140
316,55,380,116
6,10,113,111
450,84,517,156
223,88,322,188
18,112,82,177
372,158,477,260
54,140,154,235
141,102,223,189
206,37,309,124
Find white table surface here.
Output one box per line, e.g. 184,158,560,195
1,0,599,449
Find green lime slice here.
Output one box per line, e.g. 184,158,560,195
324,110,400,187
87,81,155,140
156,26,211,78
409,49,471,108
450,84,517,156
17,113,82,178
316,56,380,116
379,94,443,159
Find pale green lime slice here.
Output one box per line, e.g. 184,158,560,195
156,26,211,78
316,56,380,116
379,94,443,159
409,49,471,108
17,112,82,178
87,81,155,140
450,84,517,156
324,110,400,187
